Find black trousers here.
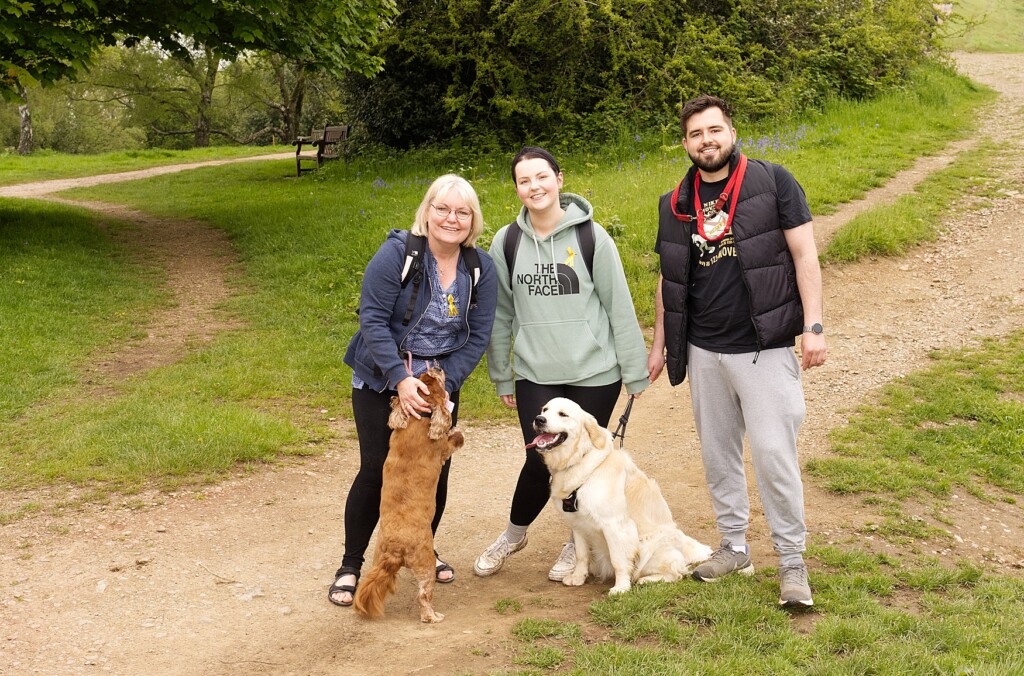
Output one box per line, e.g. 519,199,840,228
508,380,621,527
338,385,459,576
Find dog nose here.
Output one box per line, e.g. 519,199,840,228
534,415,546,427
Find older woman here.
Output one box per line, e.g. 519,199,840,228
329,174,497,607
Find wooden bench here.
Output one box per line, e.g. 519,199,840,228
293,124,349,176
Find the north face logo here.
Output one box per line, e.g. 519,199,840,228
514,262,580,296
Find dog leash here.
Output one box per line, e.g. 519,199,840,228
610,395,635,449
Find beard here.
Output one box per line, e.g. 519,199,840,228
687,140,734,173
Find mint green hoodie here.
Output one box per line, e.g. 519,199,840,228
486,193,649,396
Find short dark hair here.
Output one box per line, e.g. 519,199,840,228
680,95,734,136
511,145,560,182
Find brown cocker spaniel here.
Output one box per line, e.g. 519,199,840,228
354,366,464,623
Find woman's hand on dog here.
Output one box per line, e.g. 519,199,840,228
397,376,432,419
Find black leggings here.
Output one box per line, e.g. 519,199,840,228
508,380,621,527
338,385,458,576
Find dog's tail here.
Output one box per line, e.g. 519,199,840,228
353,550,402,619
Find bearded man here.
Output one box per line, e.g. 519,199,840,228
647,94,826,608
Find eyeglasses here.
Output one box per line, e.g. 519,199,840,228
431,204,473,222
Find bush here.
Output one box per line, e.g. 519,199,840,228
344,0,942,149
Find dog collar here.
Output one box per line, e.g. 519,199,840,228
561,489,578,513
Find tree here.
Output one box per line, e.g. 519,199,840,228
14,80,32,154
0,0,397,99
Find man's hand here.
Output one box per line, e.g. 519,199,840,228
648,350,665,383
799,333,826,370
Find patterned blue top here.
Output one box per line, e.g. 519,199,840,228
353,255,467,388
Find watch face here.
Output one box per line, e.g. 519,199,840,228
812,323,823,334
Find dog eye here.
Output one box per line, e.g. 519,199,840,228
559,412,568,417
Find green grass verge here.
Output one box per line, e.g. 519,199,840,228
807,330,1024,503
520,549,1024,675
0,60,996,490
823,149,996,262
0,145,285,186
942,0,1024,53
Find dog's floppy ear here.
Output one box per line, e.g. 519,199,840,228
387,395,409,431
428,405,451,441
584,412,611,451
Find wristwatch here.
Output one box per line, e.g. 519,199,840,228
803,323,824,335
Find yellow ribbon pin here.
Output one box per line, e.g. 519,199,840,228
447,294,458,317
564,247,576,268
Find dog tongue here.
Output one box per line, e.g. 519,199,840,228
530,433,560,449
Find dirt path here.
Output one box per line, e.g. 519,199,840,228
2,55,1024,675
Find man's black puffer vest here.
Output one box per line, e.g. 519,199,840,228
656,153,804,386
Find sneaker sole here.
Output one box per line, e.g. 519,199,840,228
779,597,814,608
548,568,572,582
691,563,755,582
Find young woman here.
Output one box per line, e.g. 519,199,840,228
329,174,497,606
475,147,650,581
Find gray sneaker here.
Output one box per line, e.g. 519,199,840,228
548,541,577,581
473,533,528,577
691,541,754,582
779,564,814,607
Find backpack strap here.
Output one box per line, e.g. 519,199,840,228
576,219,595,279
401,233,482,325
503,221,523,287
460,245,482,309
503,219,595,288
401,233,426,326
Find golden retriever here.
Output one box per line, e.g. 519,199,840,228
532,397,712,594
353,367,464,623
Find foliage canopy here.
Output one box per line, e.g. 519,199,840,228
0,0,397,100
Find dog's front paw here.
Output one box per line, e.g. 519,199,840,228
608,584,631,595
563,568,587,587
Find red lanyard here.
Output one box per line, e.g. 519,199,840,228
670,154,749,242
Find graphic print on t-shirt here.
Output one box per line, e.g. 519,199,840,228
514,246,581,296
692,195,735,267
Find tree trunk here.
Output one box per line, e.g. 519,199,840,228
285,64,307,142
271,55,308,142
193,47,220,147
16,82,34,155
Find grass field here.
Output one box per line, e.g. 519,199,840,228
943,0,1024,53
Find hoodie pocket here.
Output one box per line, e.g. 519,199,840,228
513,319,615,383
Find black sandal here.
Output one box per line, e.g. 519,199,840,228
328,566,360,607
434,550,455,584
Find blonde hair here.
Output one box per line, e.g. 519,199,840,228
410,174,484,247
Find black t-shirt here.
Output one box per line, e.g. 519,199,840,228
687,165,811,353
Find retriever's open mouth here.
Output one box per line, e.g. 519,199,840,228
527,432,567,452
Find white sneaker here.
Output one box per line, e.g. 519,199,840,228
548,541,576,581
473,533,528,577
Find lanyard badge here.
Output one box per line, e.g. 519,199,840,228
670,154,749,242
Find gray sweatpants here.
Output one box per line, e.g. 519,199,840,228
687,343,807,565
